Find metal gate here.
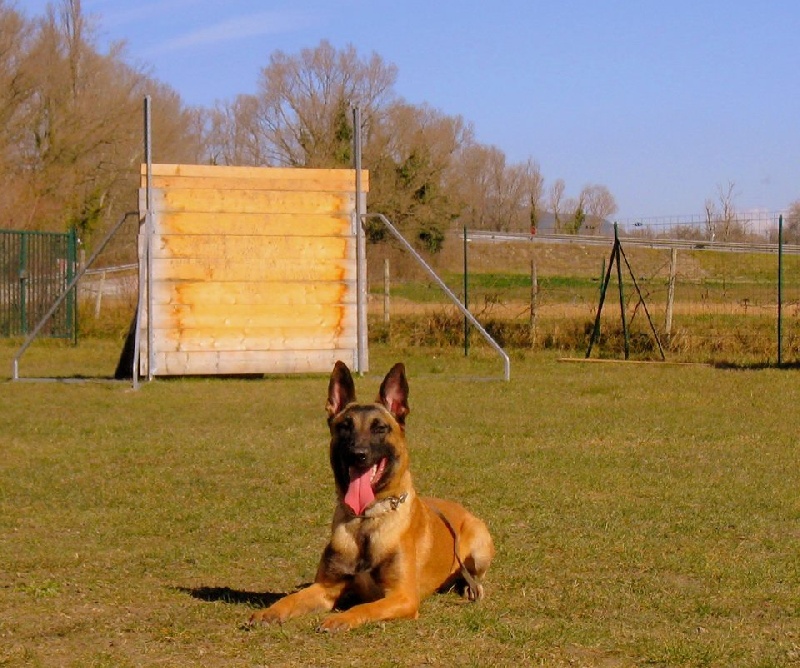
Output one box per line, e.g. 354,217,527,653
0,229,77,339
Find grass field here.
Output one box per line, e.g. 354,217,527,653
1,340,800,667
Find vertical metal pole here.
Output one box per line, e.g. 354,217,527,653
463,226,469,356
353,106,368,374
598,257,605,340
586,240,616,359
778,214,783,366
67,227,77,344
145,95,154,381
132,96,151,389
614,223,629,359
19,235,27,335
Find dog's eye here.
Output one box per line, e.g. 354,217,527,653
371,420,390,436
336,418,353,435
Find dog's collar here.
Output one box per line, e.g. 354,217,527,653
351,492,408,519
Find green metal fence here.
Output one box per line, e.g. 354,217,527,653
0,229,77,339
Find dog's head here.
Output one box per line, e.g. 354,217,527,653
325,361,411,516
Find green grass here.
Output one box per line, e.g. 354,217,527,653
1,340,800,666
372,273,602,304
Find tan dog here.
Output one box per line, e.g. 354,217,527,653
249,361,494,632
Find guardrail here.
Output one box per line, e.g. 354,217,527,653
467,230,800,255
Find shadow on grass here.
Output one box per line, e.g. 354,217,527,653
176,585,303,609
712,361,800,370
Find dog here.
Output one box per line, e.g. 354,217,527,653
249,361,494,632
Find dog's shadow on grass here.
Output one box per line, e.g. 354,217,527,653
176,585,307,609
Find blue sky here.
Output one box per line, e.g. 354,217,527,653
20,0,800,221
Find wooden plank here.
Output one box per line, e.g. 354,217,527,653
151,211,352,237
150,257,356,282
152,329,358,354
152,234,351,261
151,281,355,307
150,302,352,329
148,174,369,194
141,164,369,192
151,349,357,376
152,188,355,215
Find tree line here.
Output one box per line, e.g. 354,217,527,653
3,0,620,254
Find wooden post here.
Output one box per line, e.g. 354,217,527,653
94,271,106,319
665,247,677,339
383,258,390,324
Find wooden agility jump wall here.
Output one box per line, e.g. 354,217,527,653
137,164,368,376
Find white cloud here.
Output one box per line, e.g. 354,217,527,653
142,10,311,56
84,0,200,29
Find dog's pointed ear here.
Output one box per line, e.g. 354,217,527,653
326,361,356,419
378,363,410,427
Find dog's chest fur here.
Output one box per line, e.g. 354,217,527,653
324,501,415,579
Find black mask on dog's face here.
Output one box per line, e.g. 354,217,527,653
325,362,410,515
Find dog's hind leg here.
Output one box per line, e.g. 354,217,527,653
457,515,495,601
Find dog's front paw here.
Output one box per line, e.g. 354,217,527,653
249,608,284,626
317,612,356,633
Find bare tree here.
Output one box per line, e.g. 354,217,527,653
206,95,264,166
454,146,542,233
0,2,35,227
237,40,398,167
580,183,617,232
367,101,472,251
548,179,566,232
785,200,800,245
704,198,717,240
717,181,738,241
525,159,545,234
704,181,749,242
1,0,204,244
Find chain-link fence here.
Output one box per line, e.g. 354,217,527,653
366,220,799,365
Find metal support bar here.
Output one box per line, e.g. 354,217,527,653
617,240,665,360
363,213,510,381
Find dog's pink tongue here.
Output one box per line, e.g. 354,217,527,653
344,467,375,515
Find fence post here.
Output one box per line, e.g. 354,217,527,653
19,234,28,335
95,271,106,319
614,223,630,359
665,247,677,339
67,227,78,344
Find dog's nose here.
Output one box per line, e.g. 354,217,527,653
351,448,369,465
